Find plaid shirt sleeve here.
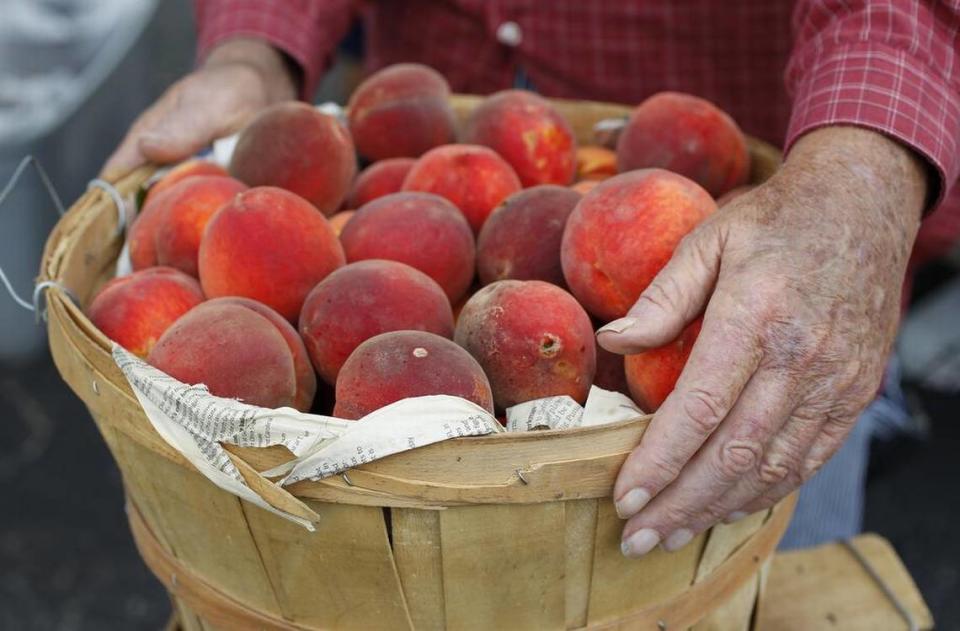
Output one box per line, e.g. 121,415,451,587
194,0,352,99
786,1,960,207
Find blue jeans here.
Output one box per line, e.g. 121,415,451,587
779,360,909,549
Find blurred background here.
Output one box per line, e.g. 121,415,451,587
1,1,958,628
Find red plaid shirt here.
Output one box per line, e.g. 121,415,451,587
195,0,960,259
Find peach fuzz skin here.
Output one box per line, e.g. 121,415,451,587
340,192,475,303
402,144,522,234
298,260,454,385
198,186,345,322
334,330,493,419
454,280,596,410
229,102,357,215
561,169,716,322
87,266,204,358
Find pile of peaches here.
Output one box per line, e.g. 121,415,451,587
89,63,750,421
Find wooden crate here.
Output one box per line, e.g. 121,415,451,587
41,96,793,630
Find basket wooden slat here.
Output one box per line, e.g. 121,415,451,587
564,499,599,628
42,95,792,630
392,509,447,629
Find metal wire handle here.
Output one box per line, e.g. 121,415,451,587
0,155,79,321
841,538,919,631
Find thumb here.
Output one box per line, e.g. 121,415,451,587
597,226,722,354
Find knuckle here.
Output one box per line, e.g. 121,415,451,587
682,388,728,435
716,439,763,478
644,452,682,488
758,456,793,486
661,503,698,528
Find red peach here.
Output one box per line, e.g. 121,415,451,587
454,280,596,409
561,169,716,321
340,192,475,303
616,92,749,197
347,64,457,161
625,319,701,411
334,330,494,419
347,158,416,208
476,185,581,287
148,300,304,410
463,90,576,186
298,260,454,385
229,102,356,214
198,187,345,322
402,144,522,234
147,175,248,277
146,160,228,203
87,267,204,358
213,297,317,411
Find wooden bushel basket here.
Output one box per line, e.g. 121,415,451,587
42,95,791,630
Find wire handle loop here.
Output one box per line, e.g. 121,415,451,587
87,178,127,235
0,156,81,322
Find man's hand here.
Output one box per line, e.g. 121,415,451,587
101,38,298,180
599,126,927,557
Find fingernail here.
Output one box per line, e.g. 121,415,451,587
725,511,749,524
663,528,694,552
621,528,660,558
597,317,637,335
615,488,650,519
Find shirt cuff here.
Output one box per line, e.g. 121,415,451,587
195,1,348,100
786,41,960,209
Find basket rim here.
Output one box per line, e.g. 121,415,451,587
41,93,781,506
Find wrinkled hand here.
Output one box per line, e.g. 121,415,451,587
101,38,297,180
599,126,927,557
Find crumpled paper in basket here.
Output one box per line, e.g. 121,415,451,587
114,345,643,529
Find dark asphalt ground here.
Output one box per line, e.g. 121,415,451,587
1,3,957,629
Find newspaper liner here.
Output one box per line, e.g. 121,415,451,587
114,343,643,531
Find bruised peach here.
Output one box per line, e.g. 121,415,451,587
561,169,716,322
463,90,576,186
148,301,302,410
347,158,416,208
328,210,355,237
146,160,228,203
198,187,345,322
576,146,617,181
616,92,749,197
334,330,494,419
454,280,595,410
476,185,581,287
340,192,475,303
347,64,457,161
229,102,356,214
625,319,701,411
147,175,248,277
212,297,316,411
88,267,204,358
298,260,454,385
402,144,521,234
